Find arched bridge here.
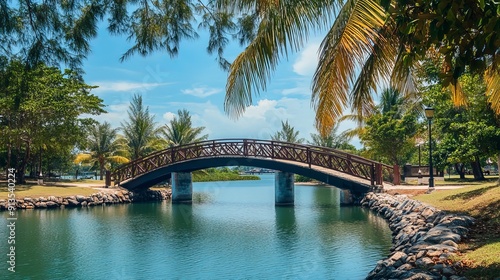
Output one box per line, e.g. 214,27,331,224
107,139,397,197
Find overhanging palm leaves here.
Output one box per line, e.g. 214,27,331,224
223,0,500,134
224,0,337,118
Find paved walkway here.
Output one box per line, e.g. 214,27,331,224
383,184,468,190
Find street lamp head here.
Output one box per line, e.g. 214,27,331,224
424,107,435,119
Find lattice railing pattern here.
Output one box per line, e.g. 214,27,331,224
110,139,394,186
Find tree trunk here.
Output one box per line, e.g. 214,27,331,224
497,154,500,185
99,157,105,180
455,163,466,179
470,156,485,180
17,143,31,184
6,143,11,178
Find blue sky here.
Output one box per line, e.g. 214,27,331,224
82,25,359,145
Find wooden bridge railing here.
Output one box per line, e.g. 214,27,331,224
109,139,395,186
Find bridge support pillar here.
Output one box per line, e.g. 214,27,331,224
275,171,294,206
339,189,364,206
171,172,193,204
339,189,353,206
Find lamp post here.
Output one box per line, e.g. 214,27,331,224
424,107,435,191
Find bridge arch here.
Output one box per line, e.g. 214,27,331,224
117,156,370,193
109,139,396,193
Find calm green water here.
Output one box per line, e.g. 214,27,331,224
1,175,392,279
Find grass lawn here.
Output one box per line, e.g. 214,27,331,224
404,175,500,186
0,184,97,200
414,182,500,279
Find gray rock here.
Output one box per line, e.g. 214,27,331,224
45,201,59,208
67,199,80,206
415,257,434,268
442,266,456,276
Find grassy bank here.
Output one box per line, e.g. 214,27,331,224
193,172,260,182
0,170,260,199
413,182,500,279
0,184,96,200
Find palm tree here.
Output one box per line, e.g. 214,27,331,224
121,94,164,160
222,0,499,135
271,120,305,144
74,122,129,180
163,109,208,147
309,123,352,150
341,87,422,139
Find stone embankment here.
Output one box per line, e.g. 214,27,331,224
0,189,171,210
362,192,474,280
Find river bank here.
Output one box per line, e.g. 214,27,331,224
362,192,474,279
0,188,171,210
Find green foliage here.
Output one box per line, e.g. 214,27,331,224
294,174,313,182
163,109,208,147
121,94,164,160
425,74,500,175
309,123,355,151
362,112,418,165
0,59,105,182
271,120,305,143
0,0,107,71
76,122,129,179
360,89,419,165
192,168,259,182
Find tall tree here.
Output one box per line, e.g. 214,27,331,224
163,109,208,147
360,89,419,166
426,74,500,180
121,94,164,160
271,120,305,144
0,59,104,183
75,122,129,180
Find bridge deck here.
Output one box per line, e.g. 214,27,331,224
109,139,396,191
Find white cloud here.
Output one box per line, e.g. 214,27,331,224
281,86,310,96
83,102,129,128
91,81,172,93
164,99,316,141
163,112,176,122
292,42,320,76
181,86,222,98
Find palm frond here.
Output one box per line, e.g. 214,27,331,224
312,0,386,135
485,63,500,115
350,24,397,124
108,155,130,164
391,45,419,98
74,153,92,164
225,0,337,119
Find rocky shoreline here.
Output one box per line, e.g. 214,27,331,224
361,192,474,280
0,189,171,210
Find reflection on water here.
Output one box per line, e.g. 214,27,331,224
0,175,392,279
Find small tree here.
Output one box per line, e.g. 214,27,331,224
271,120,304,144
309,123,354,151
162,109,208,147
360,89,419,166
